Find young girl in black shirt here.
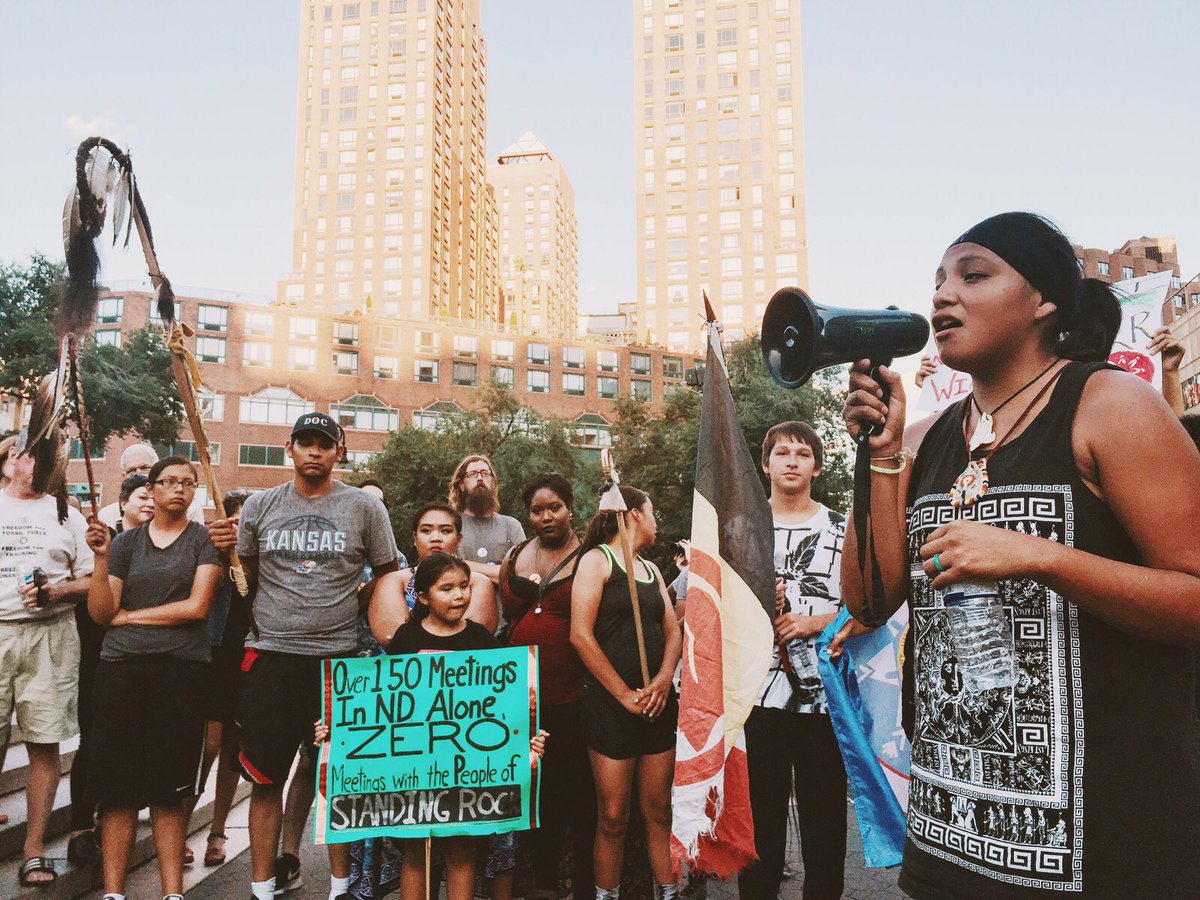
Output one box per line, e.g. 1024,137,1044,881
323,552,545,900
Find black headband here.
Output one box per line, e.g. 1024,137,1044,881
952,212,1081,327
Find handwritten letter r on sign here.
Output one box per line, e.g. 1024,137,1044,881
314,646,540,842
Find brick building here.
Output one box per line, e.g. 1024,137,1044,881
66,289,699,510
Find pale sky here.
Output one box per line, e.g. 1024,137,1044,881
2,1,1197,327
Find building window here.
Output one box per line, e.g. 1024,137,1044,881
492,339,515,361
413,401,463,431
376,324,400,348
244,311,274,337
199,389,224,422
344,450,378,468
563,373,586,396
527,343,550,366
1122,266,1133,280
1097,261,1110,276
571,413,612,447
197,305,229,332
331,394,398,432
333,320,360,345
527,370,550,393
453,334,478,358
195,336,226,364
415,330,439,353
154,440,220,466
96,296,123,324
598,376,619,399
663,356,684,379
374,355,399,378
333,350,359,375
239,387,314,425
68,483,101,506
243,342,272,368
289,346,317,372
149,299,182,325
414,359,440,383
630,353,652,375
94,330,122,348
68,439,105,461
631,380,653,402
290,316,318,342
491,366,514,388
452,362,478,386
598,351,619,373
239,444,291,467
563,347,585,369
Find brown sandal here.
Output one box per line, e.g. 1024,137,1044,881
204,831,227,866
183,844,195,866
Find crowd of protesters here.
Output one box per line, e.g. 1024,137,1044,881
2,211,1199,900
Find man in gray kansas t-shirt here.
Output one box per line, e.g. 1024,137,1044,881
237,480,397,656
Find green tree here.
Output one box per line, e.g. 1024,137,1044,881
0,254,61,406
0,254,184,446
370,380,602,559
610,336,850,571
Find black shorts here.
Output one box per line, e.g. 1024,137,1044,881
580,681,678,761
89,656,208,809
235,649,325,785
203,641,244,725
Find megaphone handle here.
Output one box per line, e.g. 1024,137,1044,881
859,361,892,441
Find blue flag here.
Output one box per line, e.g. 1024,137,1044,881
815,607,910,868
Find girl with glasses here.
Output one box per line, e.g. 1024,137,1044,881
84,456,223,900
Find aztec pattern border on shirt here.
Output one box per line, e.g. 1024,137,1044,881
905,484,1084,892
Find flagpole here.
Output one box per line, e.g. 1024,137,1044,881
600,448,652,687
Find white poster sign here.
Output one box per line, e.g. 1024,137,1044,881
1107,269,1173,389
916,353,973,413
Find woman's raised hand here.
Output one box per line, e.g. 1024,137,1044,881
85,520,111,557
843,360,906,453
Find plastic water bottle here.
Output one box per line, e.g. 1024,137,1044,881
775,548,820,681
942,581,1016,692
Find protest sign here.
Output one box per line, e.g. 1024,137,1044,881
916,353,972,413
1108,269,1174,389
314,646,540,844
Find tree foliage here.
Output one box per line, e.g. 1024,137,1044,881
0,254,184,446
610,337,851,569
369,380,603,561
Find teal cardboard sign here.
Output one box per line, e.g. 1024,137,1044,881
314,646,540,843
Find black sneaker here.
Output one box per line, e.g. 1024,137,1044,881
67,830,101,864
273,853,303,895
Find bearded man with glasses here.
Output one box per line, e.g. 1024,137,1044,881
449,455,526,593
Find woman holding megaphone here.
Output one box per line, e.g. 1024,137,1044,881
841,212,1200,899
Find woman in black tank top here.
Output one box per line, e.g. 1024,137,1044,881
842,212,1200,898
571,484,682,900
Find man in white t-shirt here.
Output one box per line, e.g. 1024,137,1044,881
97,443,205,526
739,421,852,900
0,431,93,887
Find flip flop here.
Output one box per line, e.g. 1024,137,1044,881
19,856,57,886
183,844,195,866
204,831,227,866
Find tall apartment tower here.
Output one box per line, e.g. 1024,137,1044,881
635,0,808,350
280,0,500,324
487,133,581,338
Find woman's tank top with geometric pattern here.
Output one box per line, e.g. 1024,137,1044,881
899,361,1199,898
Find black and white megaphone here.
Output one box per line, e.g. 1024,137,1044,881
761,287,929,391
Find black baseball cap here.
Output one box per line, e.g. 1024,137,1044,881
291,412,340,443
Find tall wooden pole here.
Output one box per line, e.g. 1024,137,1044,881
601,449,651,687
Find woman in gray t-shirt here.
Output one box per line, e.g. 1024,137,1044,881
84,456,223,900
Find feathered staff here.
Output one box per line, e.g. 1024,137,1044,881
599,447,652,686
43,137,251,603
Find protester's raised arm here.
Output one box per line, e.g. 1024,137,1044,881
840,361,912,625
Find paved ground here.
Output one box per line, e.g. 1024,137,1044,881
188,800,906,900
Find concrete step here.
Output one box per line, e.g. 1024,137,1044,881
0,778,73,860
0,773,250,900
1,738,80,797
123,793,252,899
